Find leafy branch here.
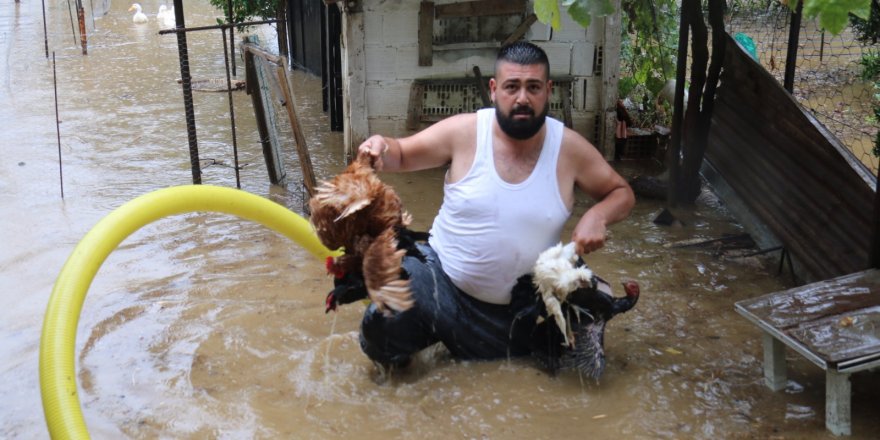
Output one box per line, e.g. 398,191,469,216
209,0,279,29
799,0,871,35
535,0,872,34
534,0,615,29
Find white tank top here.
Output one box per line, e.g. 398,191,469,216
428,108,571,304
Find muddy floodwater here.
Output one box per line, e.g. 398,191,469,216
2,1,879,439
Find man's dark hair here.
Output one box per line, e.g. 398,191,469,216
496,41,550,78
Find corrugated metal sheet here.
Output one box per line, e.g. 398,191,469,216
706,35,875,281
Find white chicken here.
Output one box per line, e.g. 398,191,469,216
532,242,641,379
532,242,594,346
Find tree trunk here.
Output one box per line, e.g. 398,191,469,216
666,0,690,208
277,1,289,60
677,0,726,204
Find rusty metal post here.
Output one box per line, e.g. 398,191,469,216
221,28,241,188
173,0,201,184
76,0,87,55
227,0,236,76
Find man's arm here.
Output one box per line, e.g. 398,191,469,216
561,130,635,255
357,113,477,173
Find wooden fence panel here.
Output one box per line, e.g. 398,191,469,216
706,34,875,281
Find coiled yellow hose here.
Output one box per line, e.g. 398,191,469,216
40,185,340,439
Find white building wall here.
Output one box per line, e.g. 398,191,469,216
345,0,614,150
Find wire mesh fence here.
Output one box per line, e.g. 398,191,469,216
726,1,880,173
619,1,880,173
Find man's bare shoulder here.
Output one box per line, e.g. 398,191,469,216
434,112,478,132
559,126,602,163
415,112,478,146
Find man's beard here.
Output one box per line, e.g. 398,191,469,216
495,103,549,140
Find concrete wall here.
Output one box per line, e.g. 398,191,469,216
339,0,618,154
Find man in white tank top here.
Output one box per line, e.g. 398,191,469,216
354,41,635,372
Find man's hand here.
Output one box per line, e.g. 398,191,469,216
571,211,608,255
358,135,390,170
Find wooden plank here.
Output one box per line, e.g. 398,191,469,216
244,49,285,184
418,1,433,67
707,112,870,279
712,42,865,186
710,101,872,251
502,13,537,46
559,81,572,128
707,110,853,278
472,66,491,108
434,0,526,18
599,9,622,158
277,57,317,197
713,66,869,196
433,42,501,51
705,35,875,280
406,81,425,131
341,9,368,159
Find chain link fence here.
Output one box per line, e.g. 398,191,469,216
726,0,879,173
619,1,880,173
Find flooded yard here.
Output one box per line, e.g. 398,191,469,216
1,1,878,438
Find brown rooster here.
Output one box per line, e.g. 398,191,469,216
308,151,426,315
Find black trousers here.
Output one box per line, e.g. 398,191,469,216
359,244,545,366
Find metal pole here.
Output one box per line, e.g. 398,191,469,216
158,19,278,35
76,0,87,55
783,1,803,93
41,0,49,58
227,0,236,76
222,28,241,188
89,0,95,29
173,0,201,184
52,52,64,199
67,0,77,45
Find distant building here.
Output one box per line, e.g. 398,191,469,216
286,0,622,158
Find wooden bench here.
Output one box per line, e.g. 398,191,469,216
735,269,880,436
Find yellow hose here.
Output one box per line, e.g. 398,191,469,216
39,185,340,439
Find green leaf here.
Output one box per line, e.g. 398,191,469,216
535,0,563,30
803,0,871,34
851,0,872,19
567,1,593,28
566,0,616,28
592,0,616,16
